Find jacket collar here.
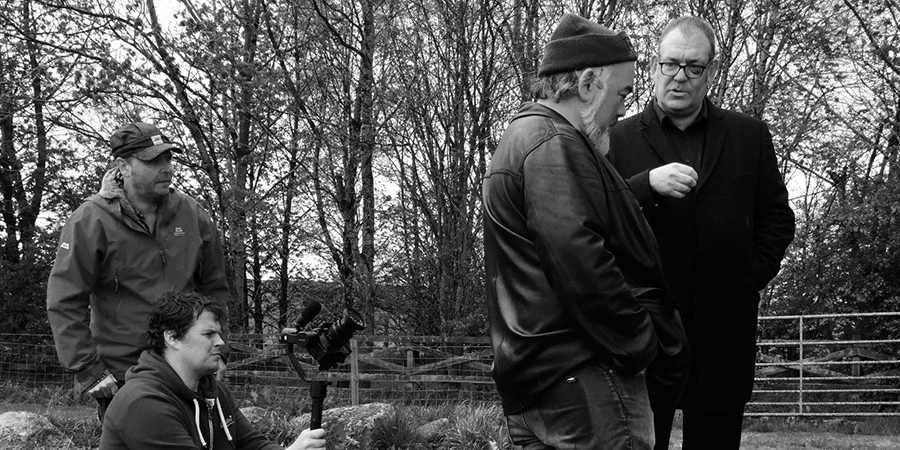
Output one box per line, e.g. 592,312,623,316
513,102,602,163
514,101,569,123
638,98,727,191
97,168,144,229
91,168,178,234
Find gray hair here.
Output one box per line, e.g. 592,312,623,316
530,66,611,101
659,16,716,61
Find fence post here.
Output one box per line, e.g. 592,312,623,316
350,339,359,406
851,333,861,378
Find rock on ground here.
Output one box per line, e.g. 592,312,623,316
289,402,396,450
0,411,74,448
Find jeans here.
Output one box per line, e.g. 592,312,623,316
505,360,654,450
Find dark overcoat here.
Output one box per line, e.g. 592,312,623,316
609,99,795,410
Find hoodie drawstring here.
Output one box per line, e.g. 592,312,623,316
215,398,234,442
207,401,215,450
193,399,208,447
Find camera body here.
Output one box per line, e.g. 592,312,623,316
280,302,365,428
281,306,365,372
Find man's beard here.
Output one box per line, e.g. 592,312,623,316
580,88,611,157
587,128,610,157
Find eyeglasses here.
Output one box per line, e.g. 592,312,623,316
658,62,708,79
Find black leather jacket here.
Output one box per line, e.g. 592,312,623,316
483,102,685,414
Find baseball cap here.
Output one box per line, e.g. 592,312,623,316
109,122,182,161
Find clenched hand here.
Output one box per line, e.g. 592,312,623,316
649,163,698,199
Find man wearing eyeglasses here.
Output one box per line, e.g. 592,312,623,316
609,16,795,450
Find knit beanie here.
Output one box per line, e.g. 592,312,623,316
538,13,638,76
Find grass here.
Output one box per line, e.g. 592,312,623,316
744,415,900,435
0,382,517,450
2,382,899,450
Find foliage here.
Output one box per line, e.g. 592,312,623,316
370,407,422,449
771,176,900,342
444,403,513,450
0,382,89,408
0,385,520,450
3,383,900,450
0,230,56,334
1,0,899,339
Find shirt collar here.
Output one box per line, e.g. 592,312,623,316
653,98,709,127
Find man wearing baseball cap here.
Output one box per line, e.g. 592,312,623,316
47,121,230,421
483,14,688,449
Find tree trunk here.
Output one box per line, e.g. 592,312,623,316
355,0,377,327
20,0,47,250
0,94,17,263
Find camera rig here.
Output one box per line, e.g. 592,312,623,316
280,301,365,428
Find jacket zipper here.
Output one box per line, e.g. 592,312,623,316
156,225,167,288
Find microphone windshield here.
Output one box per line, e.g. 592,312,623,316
295,301,322,329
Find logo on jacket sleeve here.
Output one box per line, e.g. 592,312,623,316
174,226,185,237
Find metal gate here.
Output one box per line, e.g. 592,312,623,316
750,312,900,416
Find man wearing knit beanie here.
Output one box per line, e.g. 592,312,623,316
483,13,688,449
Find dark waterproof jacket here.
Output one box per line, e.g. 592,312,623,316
99,351,281,450
483,102,688,414
47,170,230,388
609,99,795,410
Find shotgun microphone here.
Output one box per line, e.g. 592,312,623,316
295,301,322,329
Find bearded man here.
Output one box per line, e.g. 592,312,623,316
482,13,689,450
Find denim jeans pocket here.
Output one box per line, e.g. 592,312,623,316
508,361,654,449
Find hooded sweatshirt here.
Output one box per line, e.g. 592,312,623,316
100,350,282,450
47,168,230,389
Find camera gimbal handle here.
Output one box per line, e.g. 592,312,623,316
281,328,313,382
309,380,327,429
281,305,364,431
281,328,330,429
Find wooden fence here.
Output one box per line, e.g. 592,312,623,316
223,334,498,408
2,311,899,416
